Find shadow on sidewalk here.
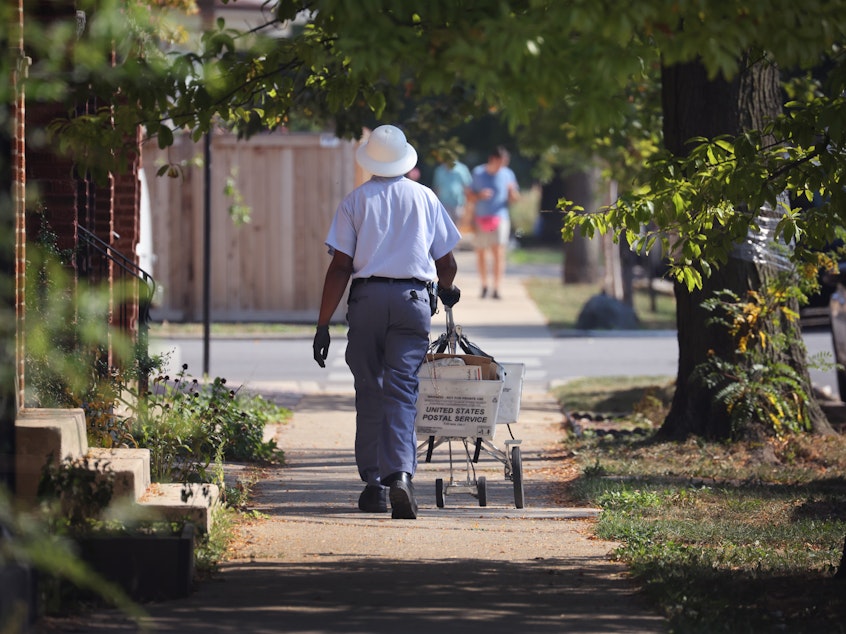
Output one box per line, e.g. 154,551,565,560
70,557,664,634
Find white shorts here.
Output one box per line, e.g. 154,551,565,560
474,215,510,249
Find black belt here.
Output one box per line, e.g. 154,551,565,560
351,276,428,287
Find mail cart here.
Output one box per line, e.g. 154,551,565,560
415,306,526,508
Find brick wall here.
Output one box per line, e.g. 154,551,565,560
25,103,79,255
22,10,143,371
114,143,140,261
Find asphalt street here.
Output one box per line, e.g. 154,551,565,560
150,245,843,399
152,329,840,400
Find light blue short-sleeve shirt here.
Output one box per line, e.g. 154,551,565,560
433,161,472,209
325,176,462,281
471,165,517,219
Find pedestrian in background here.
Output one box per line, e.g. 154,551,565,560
433,155,473,230
468,146,519,299
312,125,462,519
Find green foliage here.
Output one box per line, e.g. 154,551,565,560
691,287,811,437
194,505,235,578
37,456,116,533
17,0,846,446
562,421,846,632
561,54,846,290
593,479,846,633
223,168,251,225
220,390,288,463
131,378,220,484
130,364,286,484
694,354,809,437
25,245,286,483
24,235,144,449
78,369,139,449
582,459,607,478
0,489,144,627
26,242,104,406
132,368,225,484
22,0,846,279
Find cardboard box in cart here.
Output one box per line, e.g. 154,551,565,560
415,354,506,439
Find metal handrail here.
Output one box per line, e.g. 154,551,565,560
77,225,156,395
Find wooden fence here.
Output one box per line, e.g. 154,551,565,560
143,131,363,322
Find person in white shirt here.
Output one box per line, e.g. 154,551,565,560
313,125,462,519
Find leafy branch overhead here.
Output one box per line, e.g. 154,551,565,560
23,0,846,287
564,66,846,289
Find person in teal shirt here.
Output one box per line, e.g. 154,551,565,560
468,147,519,299
433,158,472,226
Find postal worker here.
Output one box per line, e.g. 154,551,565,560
313,124,462,519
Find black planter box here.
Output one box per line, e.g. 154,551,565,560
75,523,195,601
0,561,38,631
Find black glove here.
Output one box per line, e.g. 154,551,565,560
313,325,330,367
437,284,461,307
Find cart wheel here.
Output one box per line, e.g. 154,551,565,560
511,446,525,509
435,478,445,508
477,476,487,507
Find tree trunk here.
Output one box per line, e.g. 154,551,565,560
561,168,601,284
659,56,832,438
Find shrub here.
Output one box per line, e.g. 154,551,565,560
691,286,811,438
130,365,286,484
37,456,116,532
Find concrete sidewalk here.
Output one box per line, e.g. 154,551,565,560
443,246,553,334
39,245,667,633
58,391,666,633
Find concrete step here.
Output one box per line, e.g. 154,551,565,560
87,447,152,502
15,408,220,533
138,482,221,533
15,408,89,500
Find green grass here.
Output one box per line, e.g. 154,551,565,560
194,505,237,578
509,244,677,330
508,246,563,266
523,276,677,330
554,375,675,414
553,378,846,633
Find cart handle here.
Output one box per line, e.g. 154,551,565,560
444,305,458,354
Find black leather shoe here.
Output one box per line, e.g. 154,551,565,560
387,472,418,520
358,485,387,513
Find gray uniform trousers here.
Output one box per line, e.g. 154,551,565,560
345,278,432,487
